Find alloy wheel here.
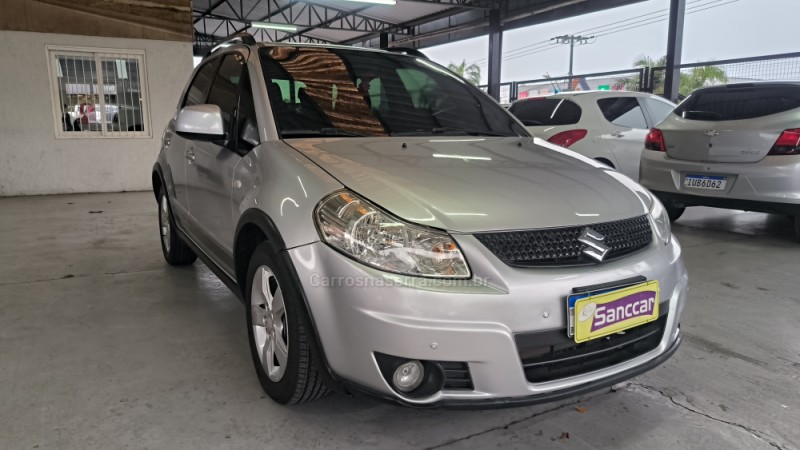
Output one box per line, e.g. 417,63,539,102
250,265,289,382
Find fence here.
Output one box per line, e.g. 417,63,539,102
649,51,800,98
479,51,800,103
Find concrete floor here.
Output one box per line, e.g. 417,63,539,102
1,192,798,450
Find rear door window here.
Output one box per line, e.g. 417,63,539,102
509,98,581,126
674,85,800,121
597,97,648,129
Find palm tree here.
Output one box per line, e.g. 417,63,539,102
622,54,726,96
679,65,727,96
447,60,482,86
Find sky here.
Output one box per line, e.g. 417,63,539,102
423,0,800,85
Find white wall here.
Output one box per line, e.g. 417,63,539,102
0,30,193,196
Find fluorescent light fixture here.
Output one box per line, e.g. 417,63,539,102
432,153,492,161
251,22,298,32
346,0,397,4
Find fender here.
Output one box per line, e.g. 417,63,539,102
233,209,345,393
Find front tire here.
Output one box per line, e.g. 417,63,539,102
157,187,197,265
245,243,329,404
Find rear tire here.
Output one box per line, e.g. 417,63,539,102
157,187,197,265
245,243,329,404
665,203,685,222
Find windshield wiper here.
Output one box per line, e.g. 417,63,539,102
392,127,513,137
282,127,370,137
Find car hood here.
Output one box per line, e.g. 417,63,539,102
287,137,650,233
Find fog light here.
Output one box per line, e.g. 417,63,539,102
392,360,424,392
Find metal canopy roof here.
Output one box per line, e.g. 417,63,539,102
193,0,646,55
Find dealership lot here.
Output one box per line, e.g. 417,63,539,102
1,192,796,449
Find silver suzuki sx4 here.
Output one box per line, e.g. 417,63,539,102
152,36,687,407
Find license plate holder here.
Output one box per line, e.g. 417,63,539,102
567,281,659,343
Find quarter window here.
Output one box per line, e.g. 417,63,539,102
643,97,675,125
597,97,648,129
48,47,150,137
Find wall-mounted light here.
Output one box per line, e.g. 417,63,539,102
251,22,298,32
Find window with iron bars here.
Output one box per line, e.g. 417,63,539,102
47,46,151,138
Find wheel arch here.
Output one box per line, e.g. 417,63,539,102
152,163,165,202
233,208,342,391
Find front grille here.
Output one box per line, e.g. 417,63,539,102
516,308,668,383
440,361,473,390
474,215,652,267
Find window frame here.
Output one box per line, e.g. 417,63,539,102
46,45,152,139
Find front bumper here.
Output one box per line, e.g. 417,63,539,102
288,235,687,407
639,151,800,214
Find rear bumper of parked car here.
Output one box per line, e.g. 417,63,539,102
287,235,688,407
640,151,800,214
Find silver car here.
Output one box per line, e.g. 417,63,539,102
639,82,800,238
153,35,687,407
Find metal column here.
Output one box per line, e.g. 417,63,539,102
379,33,389,49
487,9,503,101
663,0,685,101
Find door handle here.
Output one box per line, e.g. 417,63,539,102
185,149,195,162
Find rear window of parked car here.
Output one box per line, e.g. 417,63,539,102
509,98,581,126
674,85,800,121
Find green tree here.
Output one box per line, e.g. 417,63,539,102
621,54,727,96
447,60,482,86
679,65,727,96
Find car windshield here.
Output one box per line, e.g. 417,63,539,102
259,47,526,138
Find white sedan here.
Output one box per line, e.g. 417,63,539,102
509,91,676,179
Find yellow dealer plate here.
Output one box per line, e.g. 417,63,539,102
568,281,659,343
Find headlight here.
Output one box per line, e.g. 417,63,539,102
648,192,671,244
315,191,471,278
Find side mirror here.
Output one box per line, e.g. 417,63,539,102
175,104,225,140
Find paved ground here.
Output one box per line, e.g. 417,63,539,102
1,192,798,450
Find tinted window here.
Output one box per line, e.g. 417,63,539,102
597,97,648,129
674,85,800,121
643,97,675,125
183,61,216,107
508,98,581,126
259,47,523,137
207,54,245,134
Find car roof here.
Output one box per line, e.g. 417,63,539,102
691,80,800,93
204,41,418,62
511,90,666,107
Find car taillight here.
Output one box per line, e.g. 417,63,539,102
547,129,587,148
645,128,666,152
768,129,800,155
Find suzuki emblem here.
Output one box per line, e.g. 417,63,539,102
578,228,610,262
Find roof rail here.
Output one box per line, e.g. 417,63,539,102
383,47,428,59
209,32,257,54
